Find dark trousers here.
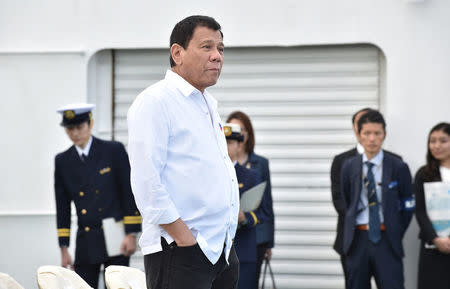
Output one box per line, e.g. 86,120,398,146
75,255,130,289
346,231,404,289
339,254,347,288
418,241,450,289
255,242,269,288
238,263,257,289
144,238,239,289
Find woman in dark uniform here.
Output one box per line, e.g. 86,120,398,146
224,123,269,289
414,122,450,289
226,111,275,288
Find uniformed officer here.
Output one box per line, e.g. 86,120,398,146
54,103,141,289
224,123,270,289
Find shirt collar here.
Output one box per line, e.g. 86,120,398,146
440,166,450,182
356,142,365,154
165,69,199,97
165,70,218,109
203,89,218,110
75,136,93,156
362,149,383,166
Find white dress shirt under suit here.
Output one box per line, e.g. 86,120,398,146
356,142,364,154
127,70,239,265
356,150,384,225
75,136,93,158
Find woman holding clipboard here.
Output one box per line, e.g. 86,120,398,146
414,122,450,289
223,122,268,289
226,111,275,288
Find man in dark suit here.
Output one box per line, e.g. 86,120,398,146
340,110,414,289
330,108,403,286
330,108,370,282
54,103,141,289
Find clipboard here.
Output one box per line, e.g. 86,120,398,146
424,182,450,238
102,218,125,257
240,181,267,212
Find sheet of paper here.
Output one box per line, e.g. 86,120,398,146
240,181,267,212
424,182,450,237
102,218,125,257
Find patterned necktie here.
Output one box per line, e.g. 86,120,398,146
365,161,381,244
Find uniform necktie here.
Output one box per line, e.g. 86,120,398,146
81,153,88,162
365,161,381,244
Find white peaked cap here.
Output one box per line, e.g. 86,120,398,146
56,103,95,114
224,123,241,134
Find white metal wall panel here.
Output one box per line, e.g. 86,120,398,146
113,45,380,289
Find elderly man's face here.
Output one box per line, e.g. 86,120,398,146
172,26,224,92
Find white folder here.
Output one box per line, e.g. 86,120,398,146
102,218,125,257
240,181,267,212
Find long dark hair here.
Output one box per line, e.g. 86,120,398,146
226,111,255,154
423,122,450,182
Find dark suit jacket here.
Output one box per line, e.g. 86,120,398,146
54,136,141,265
414,166,441,243
246,152,275,248
234,163,264,263
331,147,402,255
330,148,358,254
340,151,413,258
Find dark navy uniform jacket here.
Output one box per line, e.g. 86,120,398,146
234,163,270,263
54,136,141,265
245,153,275,248
341,151,413,258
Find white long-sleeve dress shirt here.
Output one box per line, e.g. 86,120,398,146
127,70,239,265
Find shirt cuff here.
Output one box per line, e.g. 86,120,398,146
245,211,258,227
146,204,180,225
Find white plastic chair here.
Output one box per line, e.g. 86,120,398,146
37,265,93,289
105,266,147,289
0,273,25,289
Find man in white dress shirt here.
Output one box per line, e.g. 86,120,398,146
127,15,240,289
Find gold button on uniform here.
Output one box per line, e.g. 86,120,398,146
79,192,84,197
81,209,87,215
98,208,102,212
84,226,90,232
95,190,99,194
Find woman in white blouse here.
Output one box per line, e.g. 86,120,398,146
414,122,450,289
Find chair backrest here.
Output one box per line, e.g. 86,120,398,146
105,266,147,289
37,266,93,289
0,273,25,289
